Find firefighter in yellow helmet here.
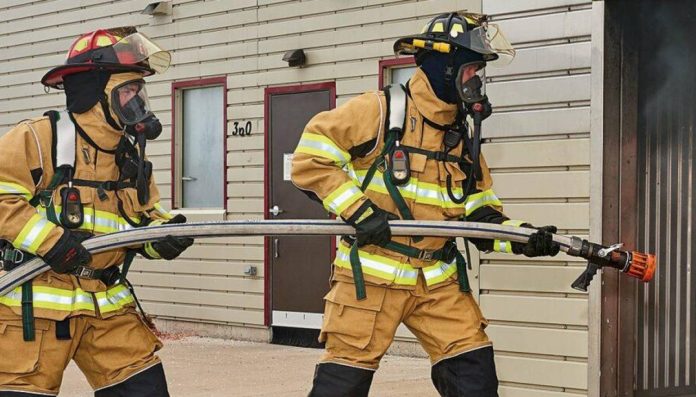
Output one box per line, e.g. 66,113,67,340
0,27,192,396
291,12,560,396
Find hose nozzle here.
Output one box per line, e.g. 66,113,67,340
623,251,656,282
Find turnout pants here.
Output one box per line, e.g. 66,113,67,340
312,275,498,396
318,275,491,369
0,305,165,396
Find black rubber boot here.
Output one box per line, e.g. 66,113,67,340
308,362,375,397
95,363,169,397
431,346,499,397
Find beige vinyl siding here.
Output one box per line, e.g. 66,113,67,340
481,1,592,396
0,0,477,328
1,4,594,392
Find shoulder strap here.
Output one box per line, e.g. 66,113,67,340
383,84,407,142
43,110,76,171
53,110,76,170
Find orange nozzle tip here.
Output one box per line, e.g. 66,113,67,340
628,251,657,282
643,253,657,282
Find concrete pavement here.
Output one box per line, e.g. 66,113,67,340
59,337,439,396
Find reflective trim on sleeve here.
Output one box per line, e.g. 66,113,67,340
152,203,174,220
322,182,364,216
0,181,32,200
144,242,161,259
464,189,502,216
493,220,525,253
295,132,351,165
12,213,57,254
493,240,513,253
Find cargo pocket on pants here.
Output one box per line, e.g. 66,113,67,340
0,320,47,374
320,282,387,350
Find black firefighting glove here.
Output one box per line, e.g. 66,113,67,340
511,225,561,258
344,201,399,247
43,229,92,274
148,214,194,260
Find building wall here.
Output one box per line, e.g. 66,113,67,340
0,0,593,395
481,1,593,396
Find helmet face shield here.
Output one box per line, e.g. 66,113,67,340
111,79,154,125
111,32,171,73
462,24,515,66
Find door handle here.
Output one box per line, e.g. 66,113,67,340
273,238,279,258
181,176,197,182
269,205,284,216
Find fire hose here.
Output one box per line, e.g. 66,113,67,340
0,219,655,296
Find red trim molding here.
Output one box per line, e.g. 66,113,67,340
378,56,416,88
170,76,228,210
262,82,336,327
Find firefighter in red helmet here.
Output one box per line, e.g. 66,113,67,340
0,27,191,396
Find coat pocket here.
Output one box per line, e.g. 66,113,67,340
320,282,387,350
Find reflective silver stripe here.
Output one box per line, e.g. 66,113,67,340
464,190,502,215
296,133,350,165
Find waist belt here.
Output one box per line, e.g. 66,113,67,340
343,237,470,300
72,265,121,286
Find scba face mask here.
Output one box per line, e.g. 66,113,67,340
111,79,162,140
455,62,492,120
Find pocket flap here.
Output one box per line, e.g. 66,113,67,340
324,282,387,312
0,321,44,374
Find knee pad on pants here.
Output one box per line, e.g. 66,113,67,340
431,346,498,397
308,362,375,397
95,363,169,397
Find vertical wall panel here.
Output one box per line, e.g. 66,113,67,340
482,1,592,395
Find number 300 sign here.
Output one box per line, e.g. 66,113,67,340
232,121,252,136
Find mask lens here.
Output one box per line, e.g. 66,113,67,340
112,80,152,125
456,62,486,104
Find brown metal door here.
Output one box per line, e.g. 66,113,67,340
268,86,334,329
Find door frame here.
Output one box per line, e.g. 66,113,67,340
263,82,336,326
170,76,228,210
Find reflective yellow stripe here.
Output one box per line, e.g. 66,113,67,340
493,240,513,253
152,203,173,220
144,242,161,259
493,220,525,253
0,284,133,314
335,244,418,285
355,207,373,223
38,206,138,234
422,260,458,286
334,244,458,287
95,284,135,313
12,213,57,254
464,189,502,216
347,166,466,209
295,132,350,165
322,182,364,216
0,285,95,312
0,181,32,200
